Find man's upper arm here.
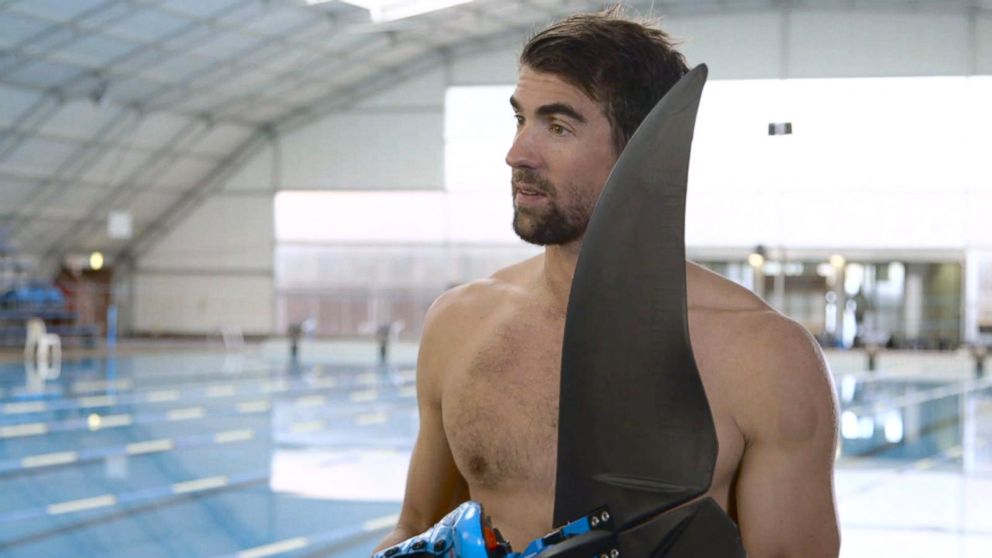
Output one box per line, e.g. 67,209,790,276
734,318,840,557
393,293,469,534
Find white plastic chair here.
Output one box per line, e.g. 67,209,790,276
24,318,62,380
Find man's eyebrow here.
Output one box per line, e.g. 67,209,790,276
509,96,587,124
536,102,587,123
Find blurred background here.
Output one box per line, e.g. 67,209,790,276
1,0,990,556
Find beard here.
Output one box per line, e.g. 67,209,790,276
511,168,595,246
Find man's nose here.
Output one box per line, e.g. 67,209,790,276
506,128,539,169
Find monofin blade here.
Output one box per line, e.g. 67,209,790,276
553,64,746,557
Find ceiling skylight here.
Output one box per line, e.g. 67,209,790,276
307,0,474,23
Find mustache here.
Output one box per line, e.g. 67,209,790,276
511,169,553,195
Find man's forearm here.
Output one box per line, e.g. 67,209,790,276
371,525,419,555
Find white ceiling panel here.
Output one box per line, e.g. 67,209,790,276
248,53,311,78
0,178,36,207
324,61,385,87
159,24,221,52
375,40,431,64
38,101,123,139
241,7,315,36
186,123,255,157
147,176,203,193
188,31,264,61
102,7,193,43
79,2,138,29
275,82,335,108
57,33,139,67
201,70,282,101
0,12,51,48
215,1,272,27
39,185,111,218
15,218,77,251
481,0,536,19
55,71,106,101
163,0,244,19
4,137,82,175
252,78,304,100
221,100,291,124
0,85,41,127
5,59,82,88
151,157,218,188
108,75,167,103
200,96,273,122
80,149,156,184
10,0,110,22
318,29,371,52
373,43,431,68
17,25,77,54
112,48,169,76
125,190,183,222
432,7,486,33
127,112,196,150
141,52,218,82
171,92,229,113
225,40,282,69
291,20,337,44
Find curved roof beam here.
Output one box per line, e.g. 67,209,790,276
2,109,143,243
38,118,216,263
0,94,64,165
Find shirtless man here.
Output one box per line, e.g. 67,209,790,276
374,10,840,557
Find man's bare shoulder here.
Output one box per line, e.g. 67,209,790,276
733,317,834,449
686,261,770,313
690,262,828,375
424,255,542,334
734,309,830,388
686,262,836,444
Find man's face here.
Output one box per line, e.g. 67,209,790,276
506,66,618,246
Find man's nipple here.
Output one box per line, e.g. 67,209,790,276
468,454,489,478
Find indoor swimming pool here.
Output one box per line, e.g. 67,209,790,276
0,346,989,557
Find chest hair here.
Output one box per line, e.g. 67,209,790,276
443,315,563,490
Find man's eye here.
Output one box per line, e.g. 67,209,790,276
514,115,524,126
549,123,567,136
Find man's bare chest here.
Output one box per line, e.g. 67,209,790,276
438,308,746,503
440,316,563,490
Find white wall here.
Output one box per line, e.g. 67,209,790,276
129,147,278,335
129,5,992,336
132,273,274,335
440,75,992,252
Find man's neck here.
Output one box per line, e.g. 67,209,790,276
542,242,582,314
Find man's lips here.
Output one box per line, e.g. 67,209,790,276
513,183,546,196
514,187,547,208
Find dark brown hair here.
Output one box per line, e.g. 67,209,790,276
520,6,689,153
